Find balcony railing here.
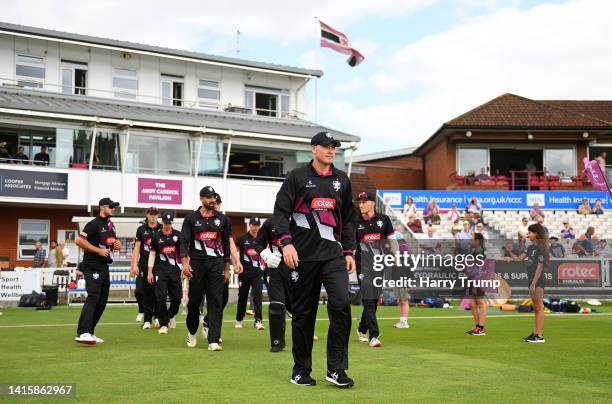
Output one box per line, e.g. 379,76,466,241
0,78,307,120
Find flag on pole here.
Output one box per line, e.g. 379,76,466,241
583,157,612,195
319,20,364,67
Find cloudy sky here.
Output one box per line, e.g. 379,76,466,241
3,0,611,154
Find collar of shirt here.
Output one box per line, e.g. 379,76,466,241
361,212,377,221
199,208,216,218
309,160,334,177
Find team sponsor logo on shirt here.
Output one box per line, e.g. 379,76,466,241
145,237,152,245
311,197,336,210
105,236,117,246
197,231,218,240
306,179,316,188
362,233,382,241
162,245,177,254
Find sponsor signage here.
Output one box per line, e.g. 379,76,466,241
379,190,610,210
0,169,68,199
138,178,182,205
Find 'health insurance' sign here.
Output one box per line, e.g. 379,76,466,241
138,178,182,205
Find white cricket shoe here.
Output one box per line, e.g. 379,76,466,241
393,322,410,329
158,326,168,335
136,313,144,322
168,318,177,329
208,343,223,351
75,333,96,345
92,335,104,344
154,318,160,329
369,337,382,348
255,321,265,331
357,330,369,342
186,333,197,348
142,322,151,330
235,321,243,329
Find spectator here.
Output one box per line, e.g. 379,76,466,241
596,151,607,171
549,236,565,258
536,216,549,238
13,146,30,164
0,142,12,163
476,168,489,179
578,198,592,215
46,240,58,268
402,196,417,219
595,240,612,257
560,221,576,240
593,199,605,215
447,203,460,223
501,241,521,258
559,170,572,183
451,223,462,237
529,202,544,221
429,200,441,225
422,200,435,224
525,159,537,171
33,146,50,166
407,214,423,233
393,225,406,240
576,226,597,257
464,170,477,185
454,221,472,254
466,197,481,220
32,241,46,268
60,240,70,267
475,222,488,240
423,225,439,253
517,217,530,241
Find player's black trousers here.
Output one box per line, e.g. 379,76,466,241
236,268,263,322
186,258,225,343
290,256,351,375
154,264,182,327
136,263,156,322
76,263,110,336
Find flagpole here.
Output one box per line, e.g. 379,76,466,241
314,16,319,123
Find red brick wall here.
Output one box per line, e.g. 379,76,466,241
0,206,86,267
424,141,456,189
360,166,423,190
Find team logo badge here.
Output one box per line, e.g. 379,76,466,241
291,270,299,283
196,221,201,226
214,218,221,226
377,220,383,228
93,272,99,280
325,132,332,138
173,235,178,242
332,179,341,191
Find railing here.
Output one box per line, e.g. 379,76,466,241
375,192,413,239
0,77,307,120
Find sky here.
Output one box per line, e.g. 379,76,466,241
3,0,612,155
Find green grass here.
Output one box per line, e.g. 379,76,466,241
1,303,612,403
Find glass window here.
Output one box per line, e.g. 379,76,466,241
94,131,121,170
62,69,73,94
113,68,138,98
544,148,575,176
127,133,190,175
280,95,290,118
198,80,220,107
0,125,94,168
16,55,45,82
192,138,225,176
244,86,289,117
18,219,49,260
457,148,488,176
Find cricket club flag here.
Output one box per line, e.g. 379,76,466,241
583,157,612,196
319,20,364,67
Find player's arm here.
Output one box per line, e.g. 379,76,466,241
131,228,141,276
180,216,193,277
340,178,357,273
76,224,109,258
221,217,232,279
147,250,156,285
273,173,299,269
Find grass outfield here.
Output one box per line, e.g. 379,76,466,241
1,304,612,403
